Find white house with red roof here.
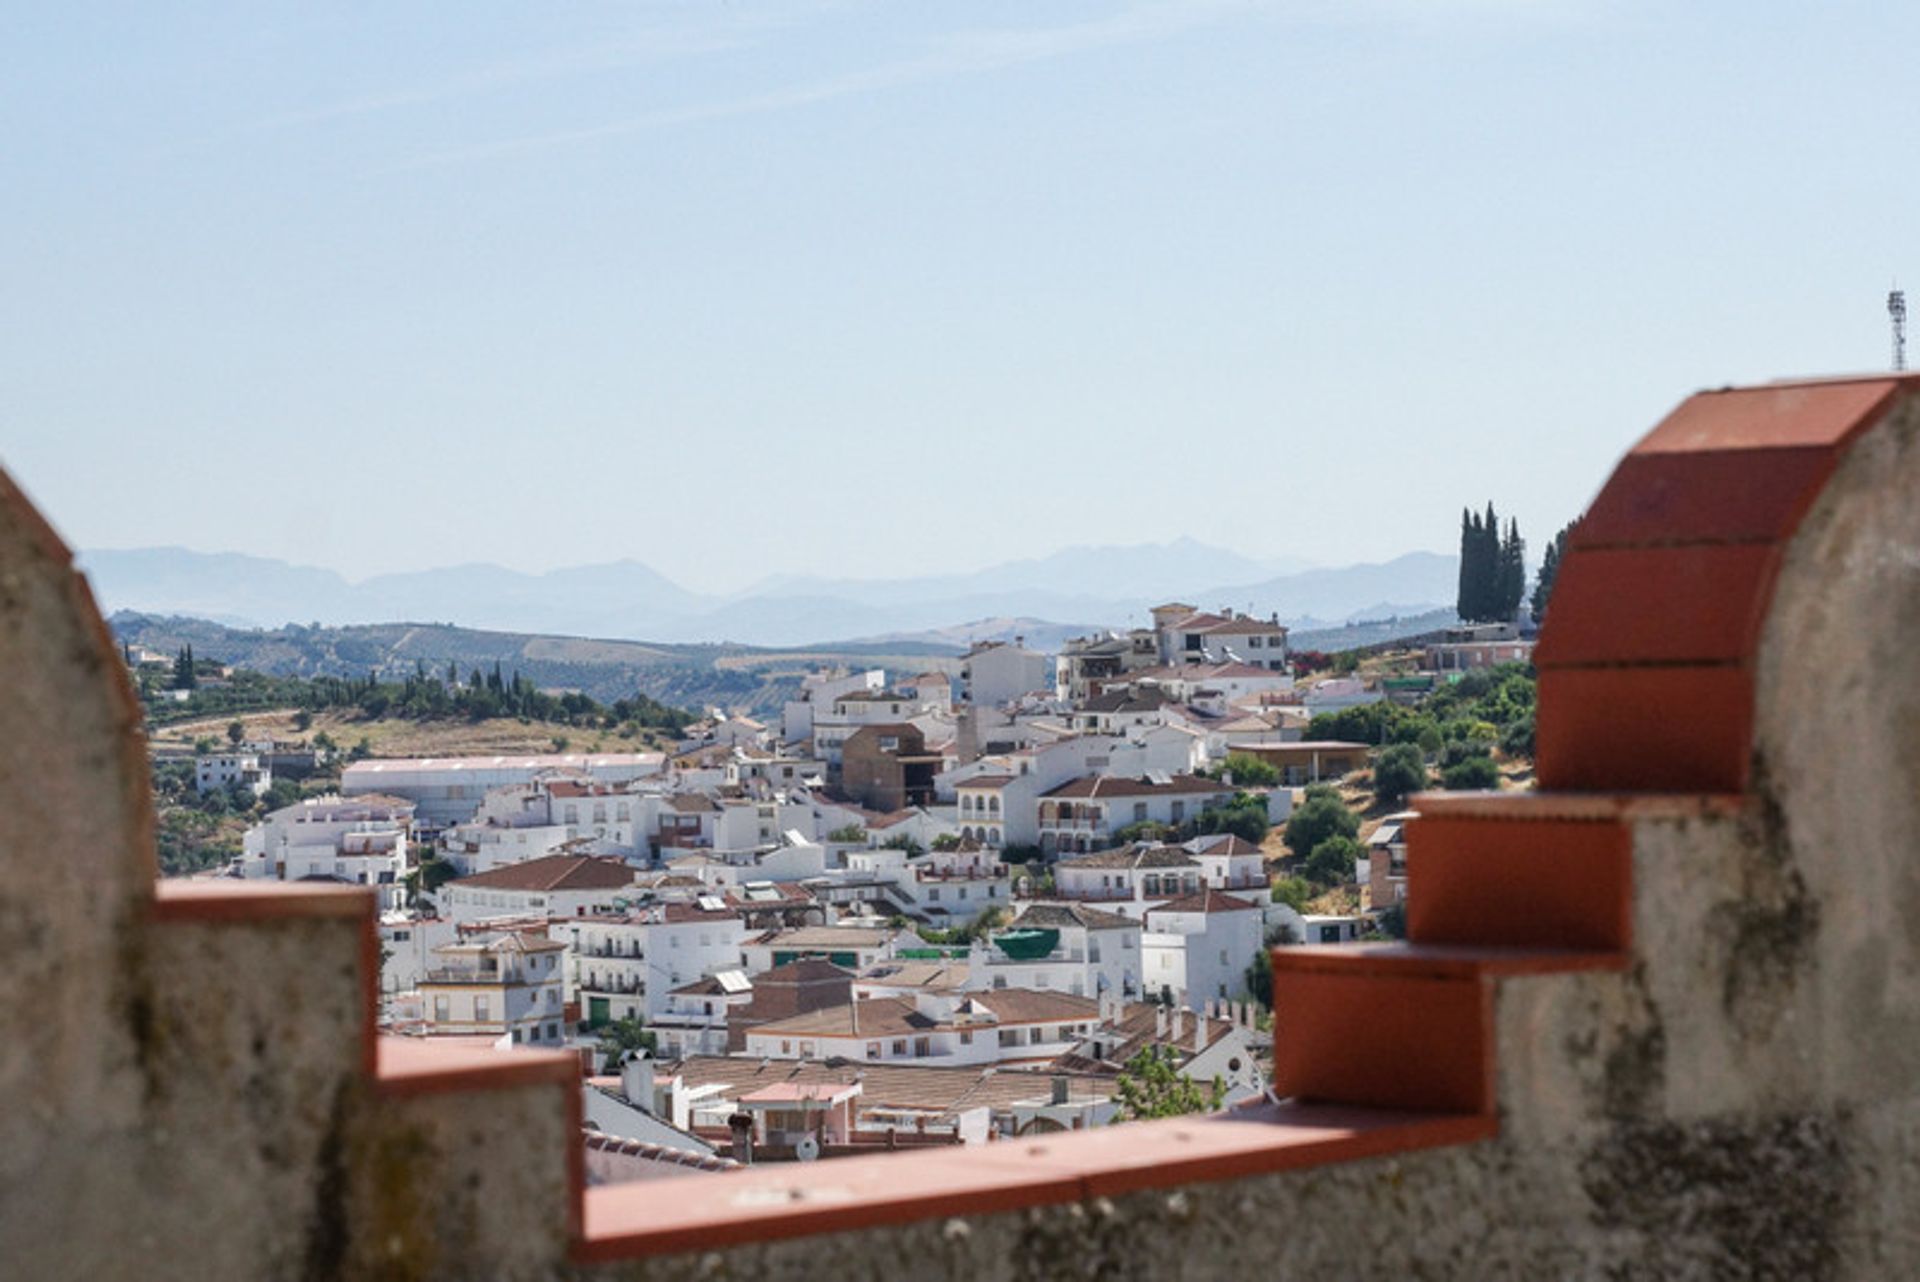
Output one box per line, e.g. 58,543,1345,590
438,852,643,925
1035,773,1235,855
1150,603,1290,670
1141,888,1265,1011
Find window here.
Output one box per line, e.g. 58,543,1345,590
998,1029,1020,1048
960,1030,973,1045
892,1039,907,1056
1171,801,1186,823
474,997,491,1023
433,996,450,1022
928,888,939,901
1248,636,1262,648
914,1037,931,1057
868,1042,881,1058
1133,803,1148,822
782,1041,792,1054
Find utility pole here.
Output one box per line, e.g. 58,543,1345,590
1891,288,1907,372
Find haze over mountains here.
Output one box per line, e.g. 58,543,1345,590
80,539,1459,648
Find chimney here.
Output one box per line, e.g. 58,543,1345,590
727,1112,754,1165
1193,1008,1207,1053
1155,1005,1168,1039
1050,1075,1070,1106
620,1049,655,1112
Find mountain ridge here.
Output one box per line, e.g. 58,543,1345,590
81,542,1457,646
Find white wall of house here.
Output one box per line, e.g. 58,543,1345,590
560,911,748,1023
962,644,1054,710
1141,904,1264,1010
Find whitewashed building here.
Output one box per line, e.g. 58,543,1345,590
417,931,569,1047
559,900,748,1026
437,853,642,925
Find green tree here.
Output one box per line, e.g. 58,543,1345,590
1111,1044,1225,1121
1372,743,1429,808
1270,875,1313,912
598,1016,657,1056
1216,752,1279,788
1303,835,1361,888
1442,754,1501,790
826,824,868,844
292,709,313,732
1532,518,1579,619
1499,517,1527,621
172,645,198,691
226,719,245,746
416,856,460,895
1283,786,1359,858
1244,923,1295,1008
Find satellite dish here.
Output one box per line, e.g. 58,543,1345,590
794,1134,821,1162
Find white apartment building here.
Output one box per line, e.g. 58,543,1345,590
197,752,270,798
417,931,569,1047
559,900,748,1026
240,794,415,910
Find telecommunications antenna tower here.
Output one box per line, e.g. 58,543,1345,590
1890,287,1908,371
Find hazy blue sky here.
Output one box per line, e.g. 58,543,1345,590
1,1,1909,592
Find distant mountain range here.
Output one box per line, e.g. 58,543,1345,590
79,539,1459,648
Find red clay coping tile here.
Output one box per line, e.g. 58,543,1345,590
1536,664,1754,794
1533,543,1784,669
1631,379,1899,454
573,1103,1495,1260
1572,448,1844,548
1271,943,1629,980
1407,791,1753,822
1405,814,1632,953
1271,968,1491,1113
152,879,377,922
375,1037,580,1097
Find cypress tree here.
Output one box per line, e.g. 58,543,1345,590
1500,518,1527,621
1532,518,1579,620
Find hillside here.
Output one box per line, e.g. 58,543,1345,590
110,614,961,718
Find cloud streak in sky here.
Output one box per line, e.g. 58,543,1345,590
386,0,1251,173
